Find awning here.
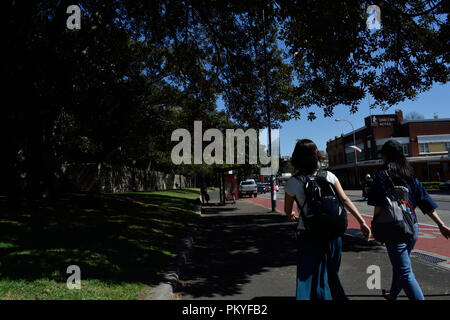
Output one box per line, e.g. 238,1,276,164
328,155,450,171
417,134,450,144
375,137,410,146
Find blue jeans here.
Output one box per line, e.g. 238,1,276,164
385,223,424,300
296,232,347,300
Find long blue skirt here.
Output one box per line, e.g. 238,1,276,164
296,232,347,300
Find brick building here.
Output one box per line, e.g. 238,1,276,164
326,110,450,188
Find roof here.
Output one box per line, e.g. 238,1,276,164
341,126,367,139
402,118,450,124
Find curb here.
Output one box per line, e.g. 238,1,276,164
145,198,202,300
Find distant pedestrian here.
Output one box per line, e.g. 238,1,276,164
229,180,236,204
201,181,208,205
368,140,450,300
363,173,374,200
284,139,371,300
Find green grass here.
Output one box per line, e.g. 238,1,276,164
0,188,200,300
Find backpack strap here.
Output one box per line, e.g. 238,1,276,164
317,170,328,179
293,171,306,183
292,174,311,229
316,170,346,208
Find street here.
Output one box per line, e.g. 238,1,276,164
254,186,450,265
258,186,450,227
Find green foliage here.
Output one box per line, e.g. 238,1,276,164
421,181,441,189
2,1,448,196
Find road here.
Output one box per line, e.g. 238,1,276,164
252,186,450,263
258,186,450,227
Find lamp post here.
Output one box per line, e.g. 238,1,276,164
335,119,359,187
263,6,276,212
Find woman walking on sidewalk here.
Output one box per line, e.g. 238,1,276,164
368,140,450,300
284,139,371,300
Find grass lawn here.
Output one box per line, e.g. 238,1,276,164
0,188,200,299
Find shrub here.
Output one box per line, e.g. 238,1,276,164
421,182,441,190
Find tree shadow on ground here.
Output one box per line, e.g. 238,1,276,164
341,233,386,253
176,212,298,298
201,205,239,214
0,191,198,286
175,205,382,299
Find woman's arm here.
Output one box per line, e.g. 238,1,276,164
333,179,371,239
373,206,383,218
413,180,449,239
426,210,450,239
284,193,297,221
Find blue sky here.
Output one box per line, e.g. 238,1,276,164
278,83,450,156
216,83,449,156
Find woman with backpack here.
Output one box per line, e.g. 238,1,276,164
284,139,371,300
368,140,450,300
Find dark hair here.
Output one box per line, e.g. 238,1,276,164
381,140,415,183
291,139,324,175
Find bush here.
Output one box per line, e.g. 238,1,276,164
421,181,441,190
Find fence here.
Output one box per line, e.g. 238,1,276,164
61,163,195,193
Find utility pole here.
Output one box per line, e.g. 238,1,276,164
336,119,359,187
263,5,276,212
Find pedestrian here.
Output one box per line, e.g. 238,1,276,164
363,173,374,200
200,181,208,205
284,139,371,300
367,140,450,300
229,180,236,204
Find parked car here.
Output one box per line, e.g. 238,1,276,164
257,183,268,194
239,179,258,198
262,182,279,192
439,180,450,190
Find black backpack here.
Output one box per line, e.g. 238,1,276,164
294,171,348,241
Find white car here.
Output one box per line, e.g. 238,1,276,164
239,179,258,198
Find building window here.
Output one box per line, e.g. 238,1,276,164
419,143,429,154
376,145,383,158
402,144,409,156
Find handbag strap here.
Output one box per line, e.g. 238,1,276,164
384,170,396,190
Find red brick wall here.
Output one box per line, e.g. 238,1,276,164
406,121,450,157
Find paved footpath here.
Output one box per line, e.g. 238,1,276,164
175,195,450,300
250,194,450,270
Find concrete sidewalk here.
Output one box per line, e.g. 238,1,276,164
174,197,450,300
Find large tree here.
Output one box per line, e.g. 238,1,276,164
2,0,448,198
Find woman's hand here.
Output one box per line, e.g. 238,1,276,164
426,210,450,240
285,193,297,222
286,213,298,222
360,222,371,240
439,224,450,239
